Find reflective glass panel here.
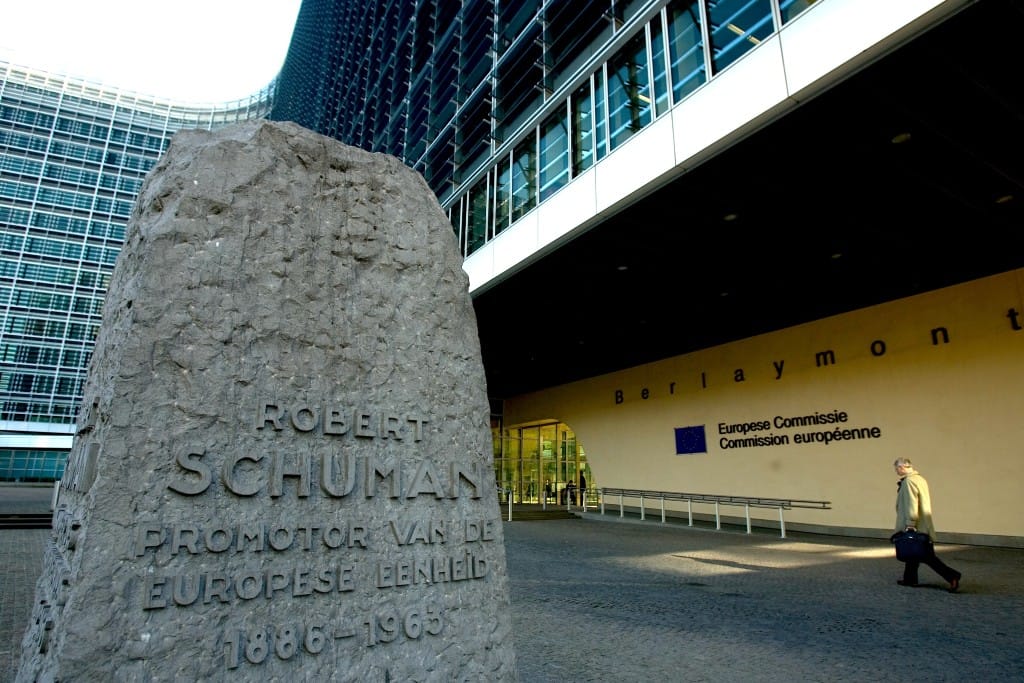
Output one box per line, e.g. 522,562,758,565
707,0,774,74
650,15,671,116
572,80,594,175
539,107,569,202
494,157,512,235
465,177,489,256
779,0,819,23
595,68,608,162
667,0,706,103
607,33,653,151
511,136,536,222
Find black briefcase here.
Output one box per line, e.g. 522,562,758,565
891,529,931,562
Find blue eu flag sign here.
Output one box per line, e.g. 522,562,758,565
675,425,707,455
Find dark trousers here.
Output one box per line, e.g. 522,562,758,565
903,543,960,584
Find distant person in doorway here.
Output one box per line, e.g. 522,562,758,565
544,480,553,503
579,472,588,505
893,457,962,592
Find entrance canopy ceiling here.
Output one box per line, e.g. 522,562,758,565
473,1,1024,398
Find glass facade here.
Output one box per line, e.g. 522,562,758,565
270,0,820,494
1,0,823,482
0,447,66,482
271,0,820,260
0,60,273,480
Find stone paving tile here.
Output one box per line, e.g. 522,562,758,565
505,516,1024,683
3,487,1023,682
0,529,47,683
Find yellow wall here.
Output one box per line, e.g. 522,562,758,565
502,270,1024,545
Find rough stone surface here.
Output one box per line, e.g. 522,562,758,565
17,119,517,682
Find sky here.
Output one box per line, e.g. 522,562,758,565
0,1,303,103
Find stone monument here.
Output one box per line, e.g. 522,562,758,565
17,120,518,681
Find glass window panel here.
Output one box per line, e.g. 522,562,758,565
650,15,671,116
511,136,536,222
707,0,774,74
451,201,465,255
494,157,512,235
539,108,569,202
466,177,489,256
595,68,608,162
780,0,819,23
570,81,594,177
667,0,706,103
607,33,652,151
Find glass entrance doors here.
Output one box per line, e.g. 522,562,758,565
493,421,593,506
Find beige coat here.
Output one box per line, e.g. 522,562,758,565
895,471,936,538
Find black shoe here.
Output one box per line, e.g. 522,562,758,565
896,579,919,587
948,576,961,593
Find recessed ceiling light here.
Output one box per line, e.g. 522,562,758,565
891,132,912,144
616,265,628,271
831,252,842,260
723,213,738,222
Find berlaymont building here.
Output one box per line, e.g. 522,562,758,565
2,0,1022,546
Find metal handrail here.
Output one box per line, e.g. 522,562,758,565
496,486,585,521
598,487,831,538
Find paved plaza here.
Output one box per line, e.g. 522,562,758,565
3,484,1023,682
